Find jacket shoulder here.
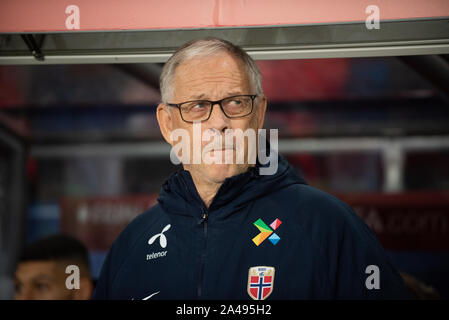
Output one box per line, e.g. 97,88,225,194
92,203,165,299
112,203,165,253
271,183,361,227
270,184,409,298
279,183,383,249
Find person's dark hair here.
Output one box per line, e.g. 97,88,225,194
19,234,90,275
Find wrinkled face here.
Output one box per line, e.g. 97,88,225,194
158,52,266,184
14,261,73,300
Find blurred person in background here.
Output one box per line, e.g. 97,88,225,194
14,234,93,300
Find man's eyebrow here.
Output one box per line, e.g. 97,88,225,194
190,93,208,100
31,274,54,282
225,91,244,97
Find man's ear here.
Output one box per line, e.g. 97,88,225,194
156,103,174,145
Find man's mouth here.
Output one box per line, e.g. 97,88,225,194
211,147,234,152
204,145,235,152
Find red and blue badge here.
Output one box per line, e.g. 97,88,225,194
247,266,275,300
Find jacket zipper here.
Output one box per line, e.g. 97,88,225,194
197,208,208,298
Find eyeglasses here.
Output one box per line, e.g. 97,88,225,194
166,94,257,123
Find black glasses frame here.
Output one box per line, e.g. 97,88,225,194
167,94,257,123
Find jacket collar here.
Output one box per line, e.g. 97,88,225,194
157,151,307,221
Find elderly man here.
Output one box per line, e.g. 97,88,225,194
93,38,410,300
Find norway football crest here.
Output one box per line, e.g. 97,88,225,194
247,266,275,300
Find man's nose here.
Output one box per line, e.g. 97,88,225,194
207,103,230,132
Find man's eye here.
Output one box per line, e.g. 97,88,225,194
229,99,242,105
190,103,208,111
36,283,49,292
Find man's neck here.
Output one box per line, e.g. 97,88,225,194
185,164,254,208
189,172,222,208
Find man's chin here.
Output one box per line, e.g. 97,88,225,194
202,163,249,183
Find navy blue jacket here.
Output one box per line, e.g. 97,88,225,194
92,154,410,300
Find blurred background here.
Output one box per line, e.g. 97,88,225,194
1,56,449,298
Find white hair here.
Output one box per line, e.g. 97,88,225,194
160,37,263,103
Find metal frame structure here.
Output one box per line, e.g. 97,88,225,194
29,135,449,193
0,124,27,300
1,18,449,64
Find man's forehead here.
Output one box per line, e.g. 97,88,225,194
172,53,250,100
183,50,240,64
16,261,58,280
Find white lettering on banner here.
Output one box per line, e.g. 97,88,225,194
76,203,144,224
355,207,449,235
353,207,384,234
386,213,449,235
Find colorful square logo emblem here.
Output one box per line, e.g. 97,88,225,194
252,218,282,246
